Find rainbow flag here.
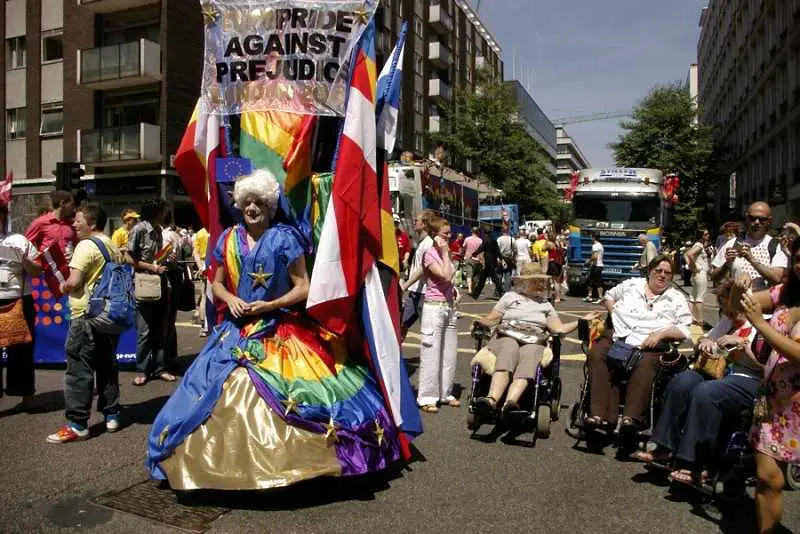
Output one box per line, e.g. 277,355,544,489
153,243,173,265
239,110,316,223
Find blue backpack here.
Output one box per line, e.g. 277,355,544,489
85,237,135,334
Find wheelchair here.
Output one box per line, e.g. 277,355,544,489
566,318,689,451
465,322,563,446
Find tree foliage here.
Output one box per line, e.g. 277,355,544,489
609,82,724,245
430,70,559,221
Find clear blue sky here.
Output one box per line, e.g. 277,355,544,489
472,0,707,167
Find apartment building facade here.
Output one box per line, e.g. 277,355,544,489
555,126,590,195
375,0,503,168
2,0,203,230
506,80,557,189
698,0,800,222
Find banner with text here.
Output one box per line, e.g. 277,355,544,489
200,0,377,116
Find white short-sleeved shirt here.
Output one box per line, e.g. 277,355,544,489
0,233,38,299
515,238,532,262
604,278,692,347
592,242,604,267
408,235,433,294
688,241,710,274
711,235,788,290
497,235,514,258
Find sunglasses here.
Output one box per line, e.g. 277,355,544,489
748,215,769,223
651,268,673,276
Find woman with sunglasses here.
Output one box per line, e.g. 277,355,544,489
585,255,693,433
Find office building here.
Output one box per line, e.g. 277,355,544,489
375,0,503,169
2,0,203,230
506,80,558,189
556,126,590,194
697,0,800,222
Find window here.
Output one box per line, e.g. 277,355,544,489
6,36,26,69
42,31,63,63
415,51,423,74
415,133,424,152
40,104,64,136
414,16,423,37
6,108,26,139
414,92,423,113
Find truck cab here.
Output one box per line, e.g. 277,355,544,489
567,168,666,292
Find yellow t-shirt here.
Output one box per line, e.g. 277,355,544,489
111,226,129,250
531,238,549,263
193,228,209,261
68,234,121,319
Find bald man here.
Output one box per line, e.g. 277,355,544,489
711,201,788,291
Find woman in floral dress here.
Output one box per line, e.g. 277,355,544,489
739,236,800,533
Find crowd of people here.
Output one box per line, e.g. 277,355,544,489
1,180,799,531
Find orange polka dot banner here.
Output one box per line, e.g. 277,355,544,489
31,274,138,364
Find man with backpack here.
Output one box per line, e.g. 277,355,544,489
47,205,125,443
710,201,787,291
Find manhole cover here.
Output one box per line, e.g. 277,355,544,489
92,480,229,533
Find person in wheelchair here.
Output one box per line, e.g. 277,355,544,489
631,279,762,485
586,254,693,433
473,262,599,416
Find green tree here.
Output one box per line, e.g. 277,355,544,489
430,70,554,219
609,82,723,244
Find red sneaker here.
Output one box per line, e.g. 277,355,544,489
47,424,89,444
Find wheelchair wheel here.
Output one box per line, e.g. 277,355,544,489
785,463,800,491
566,402,586,440
536,405,552,438
550,377,562,421
466,411,480,431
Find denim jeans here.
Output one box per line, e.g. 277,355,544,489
417,302,458,406
64,317,120,427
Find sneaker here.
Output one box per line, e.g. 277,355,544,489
105,415,121,433
583,297,592,302
591,298,603,304
199,330,209,338
47,423,89,444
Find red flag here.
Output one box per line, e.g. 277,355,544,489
40,243,70,298
0,171,12,205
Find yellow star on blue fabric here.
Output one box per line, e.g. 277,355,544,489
353,4,369,25
158,425,170,446
324,418,338,446
248,265,272,289
373,419,385,447
201,3,218,25
281,396,299,416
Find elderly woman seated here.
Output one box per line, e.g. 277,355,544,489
586,254,693,433
632,279,762,484
473,263,599,416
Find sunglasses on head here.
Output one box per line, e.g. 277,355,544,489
748,215,769,223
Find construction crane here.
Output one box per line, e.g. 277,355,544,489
551,111,631,127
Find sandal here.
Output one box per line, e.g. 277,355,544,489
475,397,497,416
584,415,606,427
132,375,149,386
501,400,520,419
669,469,695,486
158,372,177,383
631,449,671,463
619,416,640,434
420,404,439,414
444,397,461,407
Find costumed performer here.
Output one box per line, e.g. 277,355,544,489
146,169,403,490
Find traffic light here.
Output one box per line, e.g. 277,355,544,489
54,161,85,191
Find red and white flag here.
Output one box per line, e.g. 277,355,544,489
40,243,70,298
306,21,381,335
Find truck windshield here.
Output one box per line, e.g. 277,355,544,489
573,194,660,224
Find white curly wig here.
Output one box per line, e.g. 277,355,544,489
233,169,281,220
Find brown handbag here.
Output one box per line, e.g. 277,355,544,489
0,298,32,347
695,352,727,379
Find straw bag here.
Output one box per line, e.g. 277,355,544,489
0,299,31,347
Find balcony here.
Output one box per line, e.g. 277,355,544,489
475,56,486,70
429,4,453,34
78,123,162,166
428,79,452,104
429,115,441,133
77,0,159,13
77,39,161,90
428,42,450,70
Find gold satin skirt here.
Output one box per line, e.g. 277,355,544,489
160,368,342,490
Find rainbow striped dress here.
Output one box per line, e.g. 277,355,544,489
146,224,402,490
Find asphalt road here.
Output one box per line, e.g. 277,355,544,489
1,286,798,533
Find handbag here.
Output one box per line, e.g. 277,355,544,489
606,340,642,374
177,265,196,312
134,272,162,302
694,351,727,379
0,298,32,347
